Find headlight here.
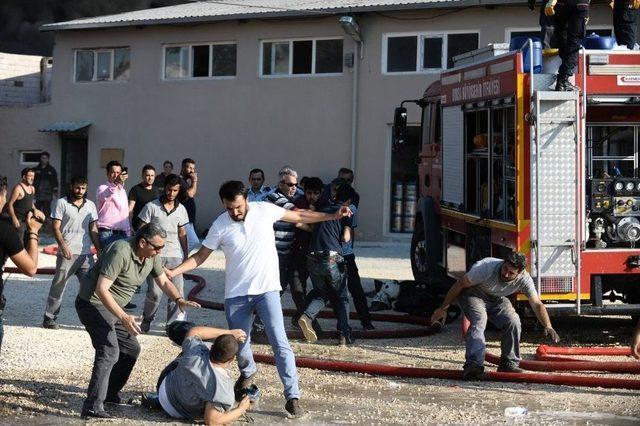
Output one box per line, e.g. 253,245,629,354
626,182,635,192
615,182,624,191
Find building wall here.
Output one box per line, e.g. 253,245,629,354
2,3,616,239
0,52,51,106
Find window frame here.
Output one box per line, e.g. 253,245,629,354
161,41,238,81
73,47,131,83
587,124,638,179
504,25,614,42
382,30,480,75
20,150,43,166
259,37,345,78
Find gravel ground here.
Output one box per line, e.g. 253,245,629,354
1,242,639,425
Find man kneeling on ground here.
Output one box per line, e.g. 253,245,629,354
144,322,250,425
431,252,560,380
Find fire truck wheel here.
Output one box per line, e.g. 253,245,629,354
411,224,428,282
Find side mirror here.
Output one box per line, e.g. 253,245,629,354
392,107,407,145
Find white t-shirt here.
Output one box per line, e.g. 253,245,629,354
202,202,286,299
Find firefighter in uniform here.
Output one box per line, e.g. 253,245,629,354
529,0,559,49
545,0,591,91
612,0,640,50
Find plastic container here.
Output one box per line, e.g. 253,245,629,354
582,33,616,50
509,37,542,73
504,407,529,417
542,48,561,74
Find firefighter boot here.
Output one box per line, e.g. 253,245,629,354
555,74,579,92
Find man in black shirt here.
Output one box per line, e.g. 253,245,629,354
179,158,198,251
33,151,58,218
298,184,355,346
0,183,43,353
128,165,159,230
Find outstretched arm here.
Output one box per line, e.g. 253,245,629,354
282,205,351,224
186,326,246,343
166,245,213,279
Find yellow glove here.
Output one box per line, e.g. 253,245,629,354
545,0,557,16
633,0,640,10
609,0,614,8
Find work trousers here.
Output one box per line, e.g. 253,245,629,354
75,297,141,412
278,253,307,315
44,253,94,320
343,253,372,326
614,0,639,50
459,287,522,369
555,0,590,77
225,291,300,401
143,256,184,325
305,255,351,338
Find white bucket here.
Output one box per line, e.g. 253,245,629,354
542,49,561,75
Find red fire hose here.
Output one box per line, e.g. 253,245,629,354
6,267,640,390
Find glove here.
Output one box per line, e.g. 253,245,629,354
528,0,536,10
544,0,557,16
544,327,560,343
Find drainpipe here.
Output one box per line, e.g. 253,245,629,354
350,41,360,172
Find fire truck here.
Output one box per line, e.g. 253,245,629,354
393,43,640,315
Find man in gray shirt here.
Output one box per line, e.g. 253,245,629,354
43,176,100,329
137,174,189,332
431,252,560,380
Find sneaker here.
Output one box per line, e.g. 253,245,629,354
80,409,113,419
361,321,375,331
140,319,151,334
338,335,356,346
497,363,525,373
234,373,256,393
298,314,318,343
285,398,304,418
42,317,59,330
141,393,162,410
462,364,485,381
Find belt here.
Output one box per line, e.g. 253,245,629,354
98,227,127,235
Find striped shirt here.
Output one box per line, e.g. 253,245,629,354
265,190,296,255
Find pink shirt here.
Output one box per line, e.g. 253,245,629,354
96,182,131,233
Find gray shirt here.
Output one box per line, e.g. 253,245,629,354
138,199,189,258
51,197,98,255
465,258,537,299
165,336,235,420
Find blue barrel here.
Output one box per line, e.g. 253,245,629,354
509,37,542,73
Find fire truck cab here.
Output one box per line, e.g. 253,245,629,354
394,43,640,315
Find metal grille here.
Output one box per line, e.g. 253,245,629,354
540,277,575,293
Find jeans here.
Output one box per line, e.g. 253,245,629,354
143,256,184,325
45,254,94,320
459,287,522,369
75,297,141,412
305,255,351,337
98,229,127,250
225,291,300,401
344,253,371,325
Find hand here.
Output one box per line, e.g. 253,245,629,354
430,307,447,324
609,0,615,8
544,327,560,343
230,329,247,343
164,266,175,280
177,298,201,312
239,396,251,410
528,0,536,10
120,313,141,336
544,0,557,16
25,211,43,233
12,217,20,229
632,329,640,360
60,244,72,260
334,205,352,219
633,0,640,9
190,172,198,183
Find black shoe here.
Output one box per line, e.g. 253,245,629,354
338,335,355,346
104,394,130,406
42,317,59,330
361,321,375,331
555,75,579,92
80,409,113,419
141,393,162,410
140,319,151,334
124,302,137,310
234,373,256,393
497,363,525,373
462,364,485,381
285,398,304,418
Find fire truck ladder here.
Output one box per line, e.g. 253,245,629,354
530,91,581,313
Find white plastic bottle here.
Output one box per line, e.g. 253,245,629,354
504,407,529,417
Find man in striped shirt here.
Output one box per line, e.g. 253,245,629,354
264,167,306,320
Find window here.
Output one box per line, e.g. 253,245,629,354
588,125,637,179
163,43,236,79
20,151,43,165
384,32,479,73
261,38,343,76
74,48,130,82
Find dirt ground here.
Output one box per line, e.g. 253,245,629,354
1,242,639,425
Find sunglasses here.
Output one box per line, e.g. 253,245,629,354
281,181,297,188
144,239,165,252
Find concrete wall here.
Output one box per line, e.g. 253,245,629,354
1,3,617,239
0,52,51,106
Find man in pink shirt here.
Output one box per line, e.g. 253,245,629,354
96,161,131,250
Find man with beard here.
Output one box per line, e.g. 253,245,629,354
128,165,159,231
42,176,100,330
167,180,352,418
137,174,189,332
179,158,199,251
3,168,40,242
431,252,560,380
33,151,58,218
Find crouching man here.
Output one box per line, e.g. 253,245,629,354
431,252,560,380
143,322,250,425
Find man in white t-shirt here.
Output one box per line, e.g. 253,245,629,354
168,180,351,418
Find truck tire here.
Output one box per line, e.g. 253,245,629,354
411,223,428,282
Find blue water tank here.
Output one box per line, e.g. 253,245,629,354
509,37,543,73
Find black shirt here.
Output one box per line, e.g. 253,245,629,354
179,177,196,223
128,184,159,230
0,218,24,304
308,202,352,255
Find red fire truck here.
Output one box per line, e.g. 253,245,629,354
393,44,640,315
